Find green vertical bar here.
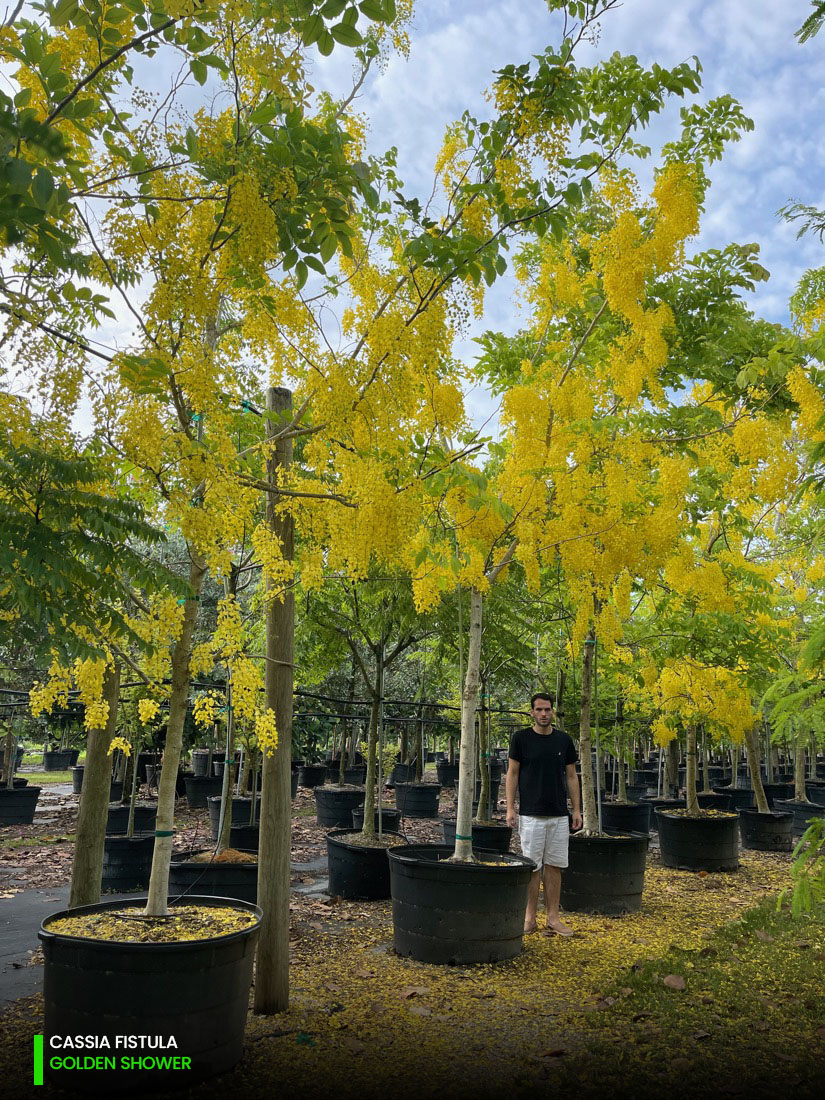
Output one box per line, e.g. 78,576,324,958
33,1035,43,1086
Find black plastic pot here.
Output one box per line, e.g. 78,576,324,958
291,770,299,799
101,833,156,892
641,797,686,831
43,749,73,772
212,758,239,782
352,806,402,832
106,802,157,836
395,782,441,818
328,763,368,785
387,762,416,788
0,785,41,825
656,809,739,871
561,831,650,914
77,767,124,801
807,784,825,807
169,849,258,903
230,823,259,851
136,751,157,784
761,782,794,808
436,761,460,787
327,828,404,900
207,795,261,841
441,819,512,853
633,769,659,787
773,799,825,838
297,763,327,789
39,895,261,1091
184,774,223,809
711,785,754,810
453,778,501,806
0,745,25,772
696,791,734,811
67,749,81,767
599,800,652,833
625,783,651,802
738,809,794,852
388,844,535,964
191,749,211,777
314,786,366,827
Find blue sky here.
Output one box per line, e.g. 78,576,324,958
305,0,825,428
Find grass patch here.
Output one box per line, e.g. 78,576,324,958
0,833,74,851
19,771,74,785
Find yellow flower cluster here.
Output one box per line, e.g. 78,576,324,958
138,698,160,725
107,736,132,758
254,708,279,756
73,657,110,730
193,691,222,730
648,661,755,746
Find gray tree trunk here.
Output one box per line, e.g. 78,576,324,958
454,588,483,861
579,634,598,833
255,386,295,1015
744,725,770,814
69,663,120,908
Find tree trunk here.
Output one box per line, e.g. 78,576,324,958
454,588,483,861
144,554,207,916
579,634,598,834
666,738,679,798
731,744,740,789
69,663,120,909
701,726,712,793
476,675,491,823
3,725,14,788
744,725,770,814
617,723,628,802
794,724,807,802
685,726,700,816
217,682,235,852
555,664,566,731
254,386,295,1015
361,667,382,840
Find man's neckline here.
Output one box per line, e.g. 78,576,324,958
530,724,558,736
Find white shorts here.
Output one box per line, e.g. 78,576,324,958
518,814,569,869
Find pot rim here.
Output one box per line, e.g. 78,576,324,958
738,808,793,819
387,842,535,872
171,847,258,867
325,827,407,850
39,894,262,950
655,808,738,820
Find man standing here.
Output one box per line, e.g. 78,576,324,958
506,692,581,936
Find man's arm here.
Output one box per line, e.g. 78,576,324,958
566,762,582,831
505,759,520,829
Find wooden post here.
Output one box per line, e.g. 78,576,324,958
255,386,294,1014
69,663,120,909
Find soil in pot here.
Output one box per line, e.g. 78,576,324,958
441,819,512,853
395,782,441,818
0,785,41,825
39,896,260,1091
738,809,794,852
326,828,406,900
388,844,535,964
314,785,366,827
560,830,650,914
352,806,402,832
656,809,739,871
169,848,258,904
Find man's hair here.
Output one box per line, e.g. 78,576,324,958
530,692,555,709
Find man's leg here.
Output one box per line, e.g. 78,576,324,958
524,869,541,932
543,816,573,935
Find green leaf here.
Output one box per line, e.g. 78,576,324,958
32,167,55,208
319,233,337,263
190,58,207,85
317,30,335,55
330,21,363,46
295,260,308,290
302,14,324,46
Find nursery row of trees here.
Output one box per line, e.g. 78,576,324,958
3,0,825,1005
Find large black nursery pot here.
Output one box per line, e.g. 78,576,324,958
441,819,512,853
191,749,211,777
43,749,73,771
106,801,157,836
641,796,685,831
388,845,535,964
761,782,794,808
711,784,754,810
169,849,258,904
387,761,416,788
738,809,794,852
773,799,825,838
656,809,739,871
352,806,402,832
395,782,441,818
436,761,460,787
74,767,123,801
0,784,41,825
696,790,733,811
184,774,223,809
807,784,825,807
297,763,327,789
101,833,156,892
230,823,260,851
0,745,24,772
314,785,366,827
624,783,650,803
39,895,261,1091
452,777,502,806
207,795,261,841
326,828,403,900
599,800,652,833
560,830,650,915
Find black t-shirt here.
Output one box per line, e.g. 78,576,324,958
509,727,578,816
